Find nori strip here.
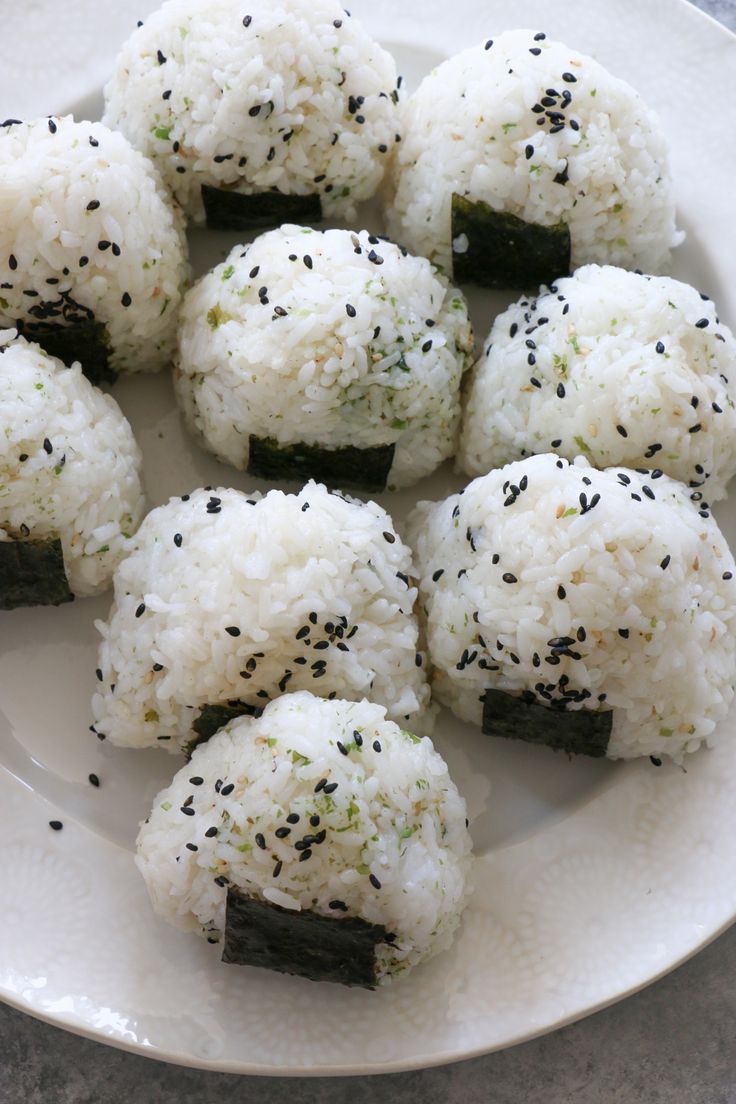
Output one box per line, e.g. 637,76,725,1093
186,699,260,756
222,887,388,987
0,537,73,611
482,688,611,758
15,289,115,385
248,436,395,492
202,185,322,231
451,193,571,289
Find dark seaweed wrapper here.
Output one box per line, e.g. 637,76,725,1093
248,435,396,493
185,700,261,757
482,688,611,758
202,185,322,231
0,537,74,611
451,193,571,290
14,289,115,385
223,887,388,987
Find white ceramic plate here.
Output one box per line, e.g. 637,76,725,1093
1,0,736,1076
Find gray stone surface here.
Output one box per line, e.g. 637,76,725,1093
2,0,735,1100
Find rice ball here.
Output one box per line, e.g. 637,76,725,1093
459,266,736,500
92,482,430,750
0,117,189,380
103,0,402,226
0,331,145,604
136,692,472,986
386,30,680,282
174,226,473,490
408,454,736,762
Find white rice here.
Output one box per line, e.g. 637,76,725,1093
0,331,145,597
459,265,736,499
92,482,430,750
103,0,401,225
0,117,188,376
386,30,681,275
174,226,474,489
136,692,472,984
408,454,736,761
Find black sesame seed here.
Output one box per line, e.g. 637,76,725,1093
8,254,17,271
88,772,100,787
180,806,195,816
432,569,444,582
383,530,396,544
618,628,630,639
345,303,356,317
724,571,733,581
562,72,577,82
656,341,665,354
323,782,338,794
48,118,57,133
275,826,291,838
121,291,132,308
43,437,53,454
173,532,183,548
135,602,146,618
556,382,566,399
157,49,166,64
695,318,709,328
89,136,99,147
557,585,566,599
298,849,312,863
369,873,382,889
329,899,348,911
372,740,381,752
86,199,100,211
525,144,534,160
616,424,628,438
502,573,518,584
49,820,63,831
314,778,327,793
689,424,702,434
255,832,266,849
529,47,542,55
